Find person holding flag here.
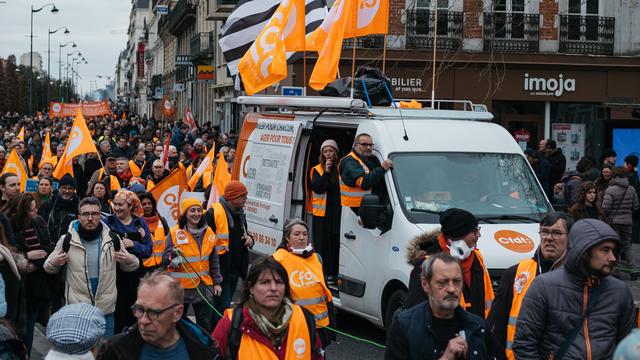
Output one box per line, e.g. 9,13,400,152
205,180,254,324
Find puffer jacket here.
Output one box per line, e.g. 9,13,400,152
601,176,639,225
512,219,634,360
43,220,139,314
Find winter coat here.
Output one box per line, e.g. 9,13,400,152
546,149,566,188
601,177,640,226
568,202,607,222
13,215,54,300
43,221,139,314
385,301,503,360
100,318,219,360
561,171,583,206
512,219,634,359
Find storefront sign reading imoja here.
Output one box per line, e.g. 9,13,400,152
524,73,576,97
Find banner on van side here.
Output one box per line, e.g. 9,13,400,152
239,119,302,254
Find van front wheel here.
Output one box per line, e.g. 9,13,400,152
384,289,407,335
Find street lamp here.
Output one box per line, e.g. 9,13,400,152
47,26,69,106
30,3,59,115
58,41,76,100
65,51,81,100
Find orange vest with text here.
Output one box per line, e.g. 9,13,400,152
211,202,229,255
505,258,537,360
225,304,312,360
167,225,217,289
272,248,332,328
338,151,371,207
309,165,327,217
142,220,167,268
98,168,121,192
459,249,495,319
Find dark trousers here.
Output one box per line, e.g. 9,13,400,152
213,272,240,326
114,267,142,334
612,224,634,267
183,301,214,333
312,216,340,278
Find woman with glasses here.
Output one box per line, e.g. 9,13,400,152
309,140,341,285
2,193,52,352
272,219,335,349
213,257,324,360
105,189,152,333
568,181,607,222
164,197,222,333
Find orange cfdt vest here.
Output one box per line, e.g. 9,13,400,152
309,165,327,217
338,151,371,207
505,258,537,360
167,225,217,289
98,168,121,192
224,304,312,360
211,202,230,255
142,220,167,268
272,248,332,327
129,160,145,178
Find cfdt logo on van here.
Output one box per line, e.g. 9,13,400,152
494,230,534,253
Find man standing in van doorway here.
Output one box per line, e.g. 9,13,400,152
486,213,572,360
404,208,494,320
338,133,392,213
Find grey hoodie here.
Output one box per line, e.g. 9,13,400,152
602,176,640,226
512,219,634,360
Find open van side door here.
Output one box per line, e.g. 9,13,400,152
236,115,304,256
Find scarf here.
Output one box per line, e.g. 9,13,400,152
0,245,21,280
78,223,103,242
114,189,144,217
437,233,475,288
144,214,160,233
55,192,79,211
117,168,133,182
248,297,294,348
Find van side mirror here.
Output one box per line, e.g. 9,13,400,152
359,194,386,229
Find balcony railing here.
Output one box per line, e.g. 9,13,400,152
208,0,238,20
190,32,214,60
161,0,197,36
559,15,614,55
483,12,539,53
342,35,386,49
406,9,463,51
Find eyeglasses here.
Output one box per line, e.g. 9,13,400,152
79,212,101,219
131,304,179,320
539,230,567,239
358,142,374,148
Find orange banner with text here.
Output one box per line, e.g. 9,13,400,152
49,101,112,118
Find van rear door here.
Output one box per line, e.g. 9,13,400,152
238,117,304,255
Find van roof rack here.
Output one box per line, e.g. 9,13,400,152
237,95,493,121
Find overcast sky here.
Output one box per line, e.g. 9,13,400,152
0,0,131,95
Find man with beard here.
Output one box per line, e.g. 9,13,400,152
385,253,505,360
487,213,572,359
513,219,634,359
338,133,392,213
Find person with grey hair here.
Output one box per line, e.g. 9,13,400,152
100,271,219,359
385,252,505,360
272,218,335,348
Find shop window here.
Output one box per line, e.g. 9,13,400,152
550,103,605,170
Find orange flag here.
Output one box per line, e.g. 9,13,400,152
39,131,53,168
209,151,232,208
308,0,389,90
52,149,73,179
238,0,306,95
188,145,216,190
150,167,188,228
162,96,175,117
17,127,24,142
1,149,27,191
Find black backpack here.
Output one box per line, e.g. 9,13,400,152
61,230,121,253
226,306,320,360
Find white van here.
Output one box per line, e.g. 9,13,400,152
232,95,552,329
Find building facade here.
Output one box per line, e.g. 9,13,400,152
20,52,43,72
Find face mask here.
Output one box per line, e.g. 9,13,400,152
290,244,313,256
448,239,475,260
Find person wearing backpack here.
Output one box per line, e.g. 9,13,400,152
512,219,634,359
212,257,324,360
44,197,139,338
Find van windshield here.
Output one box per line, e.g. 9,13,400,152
390,152,551,223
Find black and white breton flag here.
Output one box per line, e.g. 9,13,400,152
219,0,327,78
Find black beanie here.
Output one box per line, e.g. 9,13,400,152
59,173,75,188
439,208,478,238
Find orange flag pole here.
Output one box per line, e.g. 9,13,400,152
382,35,388,75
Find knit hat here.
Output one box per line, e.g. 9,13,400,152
439,208,478,238
224,180,248,200
320,139,339,153
46,303,105,355
614,328,640,360
59,174,75,188
181,197,203,216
